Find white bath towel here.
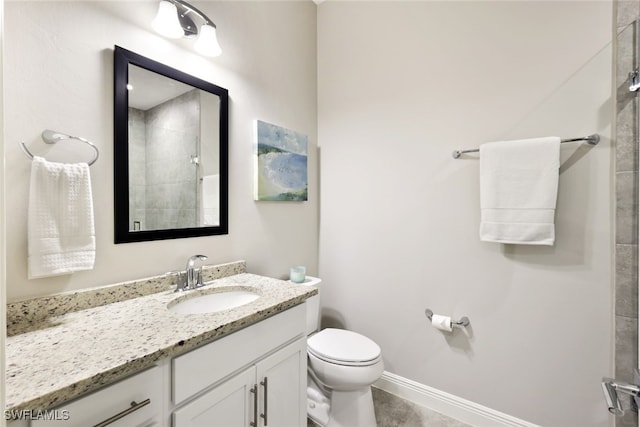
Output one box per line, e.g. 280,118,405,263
28,156,96,278
479,136,561,245
201,174,220,226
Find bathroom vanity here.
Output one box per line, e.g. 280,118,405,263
171,306,306,426
5,261,315,426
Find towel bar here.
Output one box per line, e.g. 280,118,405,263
20,129,99,166
452,134,600,159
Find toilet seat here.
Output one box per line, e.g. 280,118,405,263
307,328,381,367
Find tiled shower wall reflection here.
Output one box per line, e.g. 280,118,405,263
128,90,200,231
617,2,640,426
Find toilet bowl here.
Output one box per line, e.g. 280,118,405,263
297,277,384,427
307,328,384,427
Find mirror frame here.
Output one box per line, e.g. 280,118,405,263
113,45,229,243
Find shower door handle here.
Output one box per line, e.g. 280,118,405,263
602,375,640,416
630,70,640,92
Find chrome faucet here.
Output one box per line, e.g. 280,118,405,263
185,254,208,290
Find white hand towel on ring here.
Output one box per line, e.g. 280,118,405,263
28,156,96,278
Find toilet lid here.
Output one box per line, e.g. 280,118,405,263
307,328,381,365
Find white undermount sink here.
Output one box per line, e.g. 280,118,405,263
168,288,260,315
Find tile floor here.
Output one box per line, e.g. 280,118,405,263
307,387,472,427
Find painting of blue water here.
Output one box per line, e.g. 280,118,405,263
255,120,308,201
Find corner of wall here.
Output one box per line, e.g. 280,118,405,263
614,1,640,426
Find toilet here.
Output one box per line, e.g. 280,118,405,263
298,276,384,427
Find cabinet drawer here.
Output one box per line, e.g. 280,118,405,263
172,304,305,405
32,366,162,427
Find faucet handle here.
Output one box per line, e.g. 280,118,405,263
166,270,188,292
196,266,204,287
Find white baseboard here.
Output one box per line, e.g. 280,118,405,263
374,372,541,427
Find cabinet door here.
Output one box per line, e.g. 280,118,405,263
255,337,307,427
172,367,255,427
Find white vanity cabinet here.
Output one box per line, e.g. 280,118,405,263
172,338,306,427
7,302,309,427
254,337,307,426
170,304,307,427
172,366,255,426
30,365,163,427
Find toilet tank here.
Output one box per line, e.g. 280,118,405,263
292,276,322,335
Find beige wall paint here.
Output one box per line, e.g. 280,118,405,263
317,2,613,427
4,1,318,302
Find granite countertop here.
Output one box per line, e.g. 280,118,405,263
5,262,317,411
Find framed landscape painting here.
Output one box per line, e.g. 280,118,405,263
254,120,308,201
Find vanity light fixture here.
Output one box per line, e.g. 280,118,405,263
152,0,222,57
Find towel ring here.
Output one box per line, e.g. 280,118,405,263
20,130,99,166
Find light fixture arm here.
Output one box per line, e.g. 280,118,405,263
165,0,216,28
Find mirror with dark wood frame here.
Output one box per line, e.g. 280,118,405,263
113,46,228,243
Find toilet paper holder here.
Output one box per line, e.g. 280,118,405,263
425,309,470,328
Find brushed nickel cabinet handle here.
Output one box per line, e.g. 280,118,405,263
93,398,150,427
250,384,258,427
260,377,268,426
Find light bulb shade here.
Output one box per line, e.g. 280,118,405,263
194,24,222,57
152,1,184,39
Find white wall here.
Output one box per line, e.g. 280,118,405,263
318,2,613,427
4,1,616,425
4,1,318,302
0,0,5,422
